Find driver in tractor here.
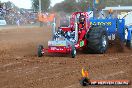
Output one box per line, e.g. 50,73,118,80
78,13,87,41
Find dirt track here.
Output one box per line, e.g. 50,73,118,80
0,27,131,88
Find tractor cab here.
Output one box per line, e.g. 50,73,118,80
78,13,86,29
58,12,90,43
59,12,90,31
70,12,90,31
54,12,90,44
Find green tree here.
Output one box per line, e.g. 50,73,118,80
53,0,78,13
52,0,93,13
76,0,92,11
32,0,50,12
52,0,132,13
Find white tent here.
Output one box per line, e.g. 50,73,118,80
102,6,132,25
118,11,132,26
102,6,132,11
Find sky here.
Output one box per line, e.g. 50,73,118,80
0,0,64,9
51,0,64,7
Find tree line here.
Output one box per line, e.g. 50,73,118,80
31,0,132,13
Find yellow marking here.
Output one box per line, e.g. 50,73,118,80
82,68,89,77
56,44,65,46
90,22,112,26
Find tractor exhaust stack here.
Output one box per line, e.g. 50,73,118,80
52,18,56,40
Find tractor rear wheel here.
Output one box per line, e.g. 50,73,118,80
86,26,108,54
126,32,132,49
38,45,44,57
71,45,76,58
130,33,132,48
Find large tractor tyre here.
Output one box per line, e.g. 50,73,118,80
38,45,44,57
86,26,108,54
126,32,132,49
71,45,76,58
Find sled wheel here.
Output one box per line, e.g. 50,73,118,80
71,45,76,58
38,45,44,57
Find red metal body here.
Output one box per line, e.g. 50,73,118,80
43,12,90,54
48,46,71,54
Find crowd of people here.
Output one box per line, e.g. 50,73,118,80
4,9,37,25
0,2,68,26
0,1,37,25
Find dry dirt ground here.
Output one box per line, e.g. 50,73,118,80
0,26,131,88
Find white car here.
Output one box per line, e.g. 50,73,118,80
0,17,7,25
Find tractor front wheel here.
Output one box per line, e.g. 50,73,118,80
126,32,132,49
38,45,44,57
130,33,132,48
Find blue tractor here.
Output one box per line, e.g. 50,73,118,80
87,3,132,51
